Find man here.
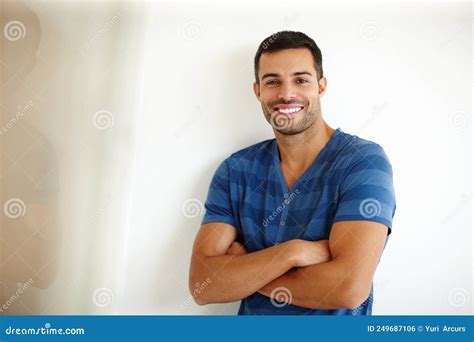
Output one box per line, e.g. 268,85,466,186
188,31,396,315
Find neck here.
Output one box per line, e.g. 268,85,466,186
275,119,335,173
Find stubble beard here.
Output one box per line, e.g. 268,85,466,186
263,98,321,136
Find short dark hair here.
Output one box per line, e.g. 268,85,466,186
254,31,323,84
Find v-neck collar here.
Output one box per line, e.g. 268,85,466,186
272,127,341,194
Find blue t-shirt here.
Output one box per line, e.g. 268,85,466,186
201,127,396,315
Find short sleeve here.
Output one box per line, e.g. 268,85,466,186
201,159,237,227
333,144,396,235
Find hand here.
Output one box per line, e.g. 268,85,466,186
226,241,247,256
291,239,331,267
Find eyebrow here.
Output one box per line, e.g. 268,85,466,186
261,71,313,81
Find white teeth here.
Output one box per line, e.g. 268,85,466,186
278,107,302,114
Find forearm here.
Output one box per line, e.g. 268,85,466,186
258,258,365,309
190,241,297,305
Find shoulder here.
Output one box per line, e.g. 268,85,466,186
229,139,274,161
334,130,392,174
337,129,387,158
220,138,275,171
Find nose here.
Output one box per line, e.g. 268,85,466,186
278,82,297,101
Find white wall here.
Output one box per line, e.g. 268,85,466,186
1,0,471,315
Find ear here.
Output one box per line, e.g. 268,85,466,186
318,76,327,97
253,81,260,99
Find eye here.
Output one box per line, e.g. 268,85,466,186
296,78,309,84
266,79,279,86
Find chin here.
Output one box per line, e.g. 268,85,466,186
276,127,307,136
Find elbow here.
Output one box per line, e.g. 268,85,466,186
193,295,209,306
340,279,372,309
189,284,210,306
188,275,214,306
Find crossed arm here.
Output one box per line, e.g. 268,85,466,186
188,220,388,309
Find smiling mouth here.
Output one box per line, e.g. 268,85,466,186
274,106,304,115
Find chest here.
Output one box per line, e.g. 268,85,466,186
281,165,302,189
234,177,339,252
280,163,301,191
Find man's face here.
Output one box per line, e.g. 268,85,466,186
253,48,326,135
